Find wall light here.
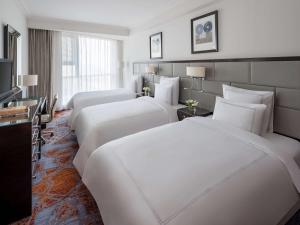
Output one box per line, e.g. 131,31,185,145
185,67,206,92
146,64,156,75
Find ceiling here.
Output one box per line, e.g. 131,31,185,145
19,0,216,30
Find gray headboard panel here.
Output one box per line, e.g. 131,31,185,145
133,57,300,140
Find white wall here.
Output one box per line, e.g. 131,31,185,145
124,0,300,65
0,0,28,74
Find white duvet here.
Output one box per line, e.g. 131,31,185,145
83,117,300,225
68,88,136,128
73,96,178,176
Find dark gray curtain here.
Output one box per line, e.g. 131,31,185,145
28,29,53,109
9,34,18,87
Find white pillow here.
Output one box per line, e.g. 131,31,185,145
160,76,179,105
222,84,274,134
213,97,267,135
125,75,143,93
154,83,173,105
126,77,137,93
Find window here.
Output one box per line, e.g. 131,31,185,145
61,33,119,105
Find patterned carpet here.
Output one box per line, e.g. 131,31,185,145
11,111,103,225
9,111,300,225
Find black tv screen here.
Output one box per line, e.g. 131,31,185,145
0,59,12,96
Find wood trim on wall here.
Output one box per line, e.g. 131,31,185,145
133,56,300,64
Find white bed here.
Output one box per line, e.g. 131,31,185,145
82,117,300,225
73,96,180,176
67,88,136,128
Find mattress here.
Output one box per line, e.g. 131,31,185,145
82,117,300,225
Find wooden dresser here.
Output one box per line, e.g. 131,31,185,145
0,96,46,224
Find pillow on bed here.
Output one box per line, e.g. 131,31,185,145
160,76,179,105
126,77,137,93
213,97,267,135
125,75,143,93
154,83,173,104
222,84,274,134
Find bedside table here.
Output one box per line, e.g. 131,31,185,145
136,93,154,98
177,107,212,121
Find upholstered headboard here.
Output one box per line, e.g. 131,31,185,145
133,57,300,140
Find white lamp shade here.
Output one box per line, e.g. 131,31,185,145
146,64,156,74
186,67,206,78
18,75,38,86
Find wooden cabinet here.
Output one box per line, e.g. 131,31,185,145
0,97,46,224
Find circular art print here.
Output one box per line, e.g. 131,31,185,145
191,11,218,53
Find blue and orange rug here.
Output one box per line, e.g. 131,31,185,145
12,111,103,225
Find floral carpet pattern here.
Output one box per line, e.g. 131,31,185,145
12,111,103,225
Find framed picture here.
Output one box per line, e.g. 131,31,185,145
150,32,162,59
191,10,218,54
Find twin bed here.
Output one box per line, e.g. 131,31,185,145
82,117,300,225
68,76,300,225
73,96,179,175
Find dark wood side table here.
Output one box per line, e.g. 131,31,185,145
177,107,212,121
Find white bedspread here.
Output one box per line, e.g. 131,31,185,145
68,88,136,128
73,97,178,176
82,117,300,225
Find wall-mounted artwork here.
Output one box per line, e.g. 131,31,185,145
191,11,218,54
150,32,162,59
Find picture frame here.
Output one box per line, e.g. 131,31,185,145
191,10,218,54
150,32,162,59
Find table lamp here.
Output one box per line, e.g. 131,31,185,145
146,64,156,75
186,67,206,92
18,75,38,98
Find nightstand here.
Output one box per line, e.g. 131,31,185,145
177,107,212,121
136,92,154,98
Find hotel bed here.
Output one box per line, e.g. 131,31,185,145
73,96,181,176
82,84,300,225
82,116,300,225
67,88,136,128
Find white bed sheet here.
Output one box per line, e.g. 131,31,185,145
73,96,178,176
82,117,300,225
264,133,300,164
68,88,136,129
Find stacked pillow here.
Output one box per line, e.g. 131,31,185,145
125,75,143,94
212,84,274,135
154,83,173,105
154,76,179,105
213,97,267,135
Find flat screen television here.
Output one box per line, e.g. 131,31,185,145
0,59,13,99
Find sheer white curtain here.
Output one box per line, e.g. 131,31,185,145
52,31,121,108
